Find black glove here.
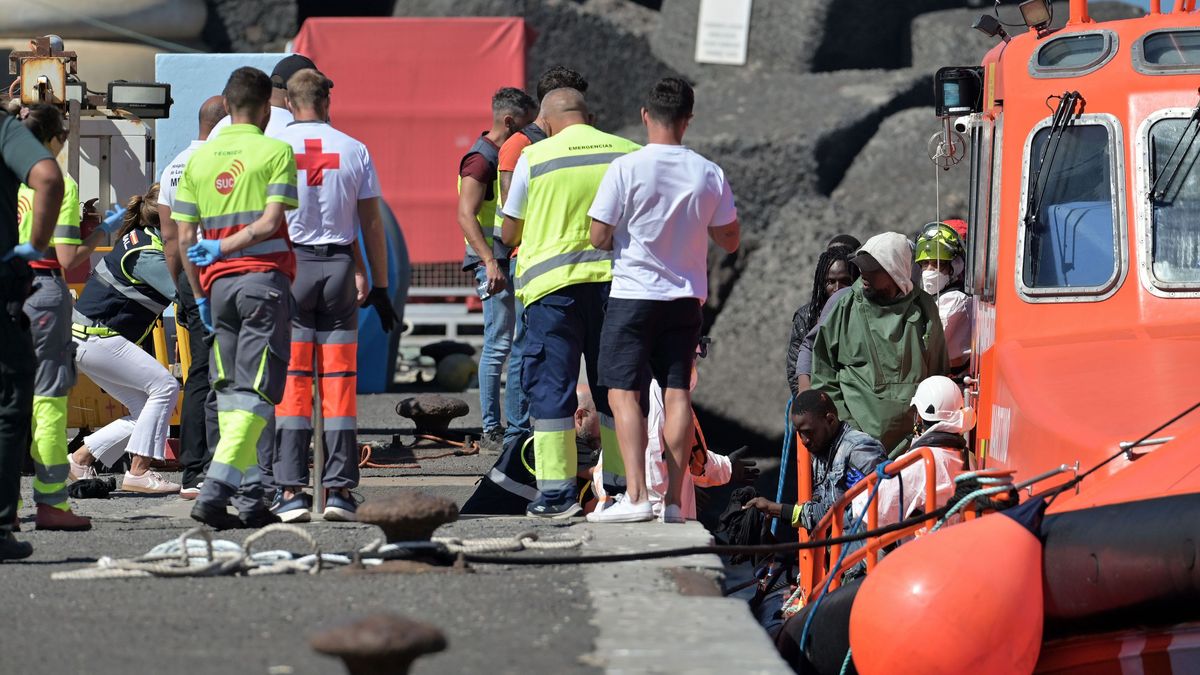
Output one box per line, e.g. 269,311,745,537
362,287,399,332
728,446,759,486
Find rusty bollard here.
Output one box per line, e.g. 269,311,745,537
395,395,469,435
310,614,447,675
356,493,459,543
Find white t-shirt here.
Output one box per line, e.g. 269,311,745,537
211,105,294,139
273,120,381,246
587,144,736,301
158,139,204,210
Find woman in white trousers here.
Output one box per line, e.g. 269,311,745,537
68,185,181,493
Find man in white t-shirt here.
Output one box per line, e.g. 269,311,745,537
159,94,227,499
270,68,398,524
586,77,741,524
209,55,316,139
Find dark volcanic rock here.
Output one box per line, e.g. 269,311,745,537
910,8,999,72
693,197,888,438
671,68,930,319
202,0,298,52
833,107,971,233
356,493,460,542
652,0,830,80
653,0,963,80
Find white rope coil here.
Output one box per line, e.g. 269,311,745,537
51,526,589,580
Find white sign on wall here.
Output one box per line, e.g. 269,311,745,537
694,0,753,66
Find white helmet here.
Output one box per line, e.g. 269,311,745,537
911,376,964,422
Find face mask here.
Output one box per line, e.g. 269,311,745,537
921,269,949,295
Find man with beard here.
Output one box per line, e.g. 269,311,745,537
809,232,948,454
742,389,885,531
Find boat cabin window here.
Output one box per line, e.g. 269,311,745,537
1031,32,1116,78
966,117,995,300
1147,117,1200,288
1020,121,1123,300
1133,30,1200,75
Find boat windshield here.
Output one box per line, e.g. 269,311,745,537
1148,117,1200,286
1022,124,1117,290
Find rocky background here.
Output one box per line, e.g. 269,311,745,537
385,0,1144,448
0,0,1144,448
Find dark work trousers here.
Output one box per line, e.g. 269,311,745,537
196,271,292,515
0,267,34,534
274,246,359,492
180,272,278,499
175,271,213,489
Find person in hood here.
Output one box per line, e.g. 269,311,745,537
915,222,972,374
810,232,948,454
850,375,974,527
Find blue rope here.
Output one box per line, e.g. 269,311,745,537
839,647,854,675
773,396,795,536
797,462,890,651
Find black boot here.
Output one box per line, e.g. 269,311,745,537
190,501,245,530
239,508,281,529
0,531,33,561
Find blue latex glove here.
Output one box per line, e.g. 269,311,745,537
1,242,44,262
99,206,126,234
187,239,223,267
196,297,214,333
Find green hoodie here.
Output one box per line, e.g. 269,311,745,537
811,279,948,454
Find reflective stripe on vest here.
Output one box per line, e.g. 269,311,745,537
514,124,639,305
73,228,171,343
226,238,291,259
92,258,169,315
172,124,299,292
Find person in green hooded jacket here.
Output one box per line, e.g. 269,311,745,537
810,231,948,455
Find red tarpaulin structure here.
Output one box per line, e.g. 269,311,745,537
293,18,527,265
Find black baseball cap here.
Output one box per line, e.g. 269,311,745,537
270,54,332,89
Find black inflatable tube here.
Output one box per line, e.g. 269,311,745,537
1041,492,1200,632
771,494,1200,673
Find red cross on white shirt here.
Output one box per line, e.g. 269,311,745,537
295,138,341,186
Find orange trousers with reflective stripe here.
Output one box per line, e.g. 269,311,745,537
273,249,360,490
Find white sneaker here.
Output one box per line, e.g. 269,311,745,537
179,483,202,501
68,456,96,482
660,504,685,524
586,495,654,523
122,470,181,494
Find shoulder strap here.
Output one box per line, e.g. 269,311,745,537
519,123,547,144
459,135,499,173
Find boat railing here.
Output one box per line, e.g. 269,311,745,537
797,447,940,600
791,441,1032,604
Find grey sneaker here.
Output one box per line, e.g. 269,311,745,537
478,427,505,454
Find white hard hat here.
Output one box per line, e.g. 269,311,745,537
911,376,964,422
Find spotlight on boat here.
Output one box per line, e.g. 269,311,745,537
972,14,1010,43
1019,0,1053,34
